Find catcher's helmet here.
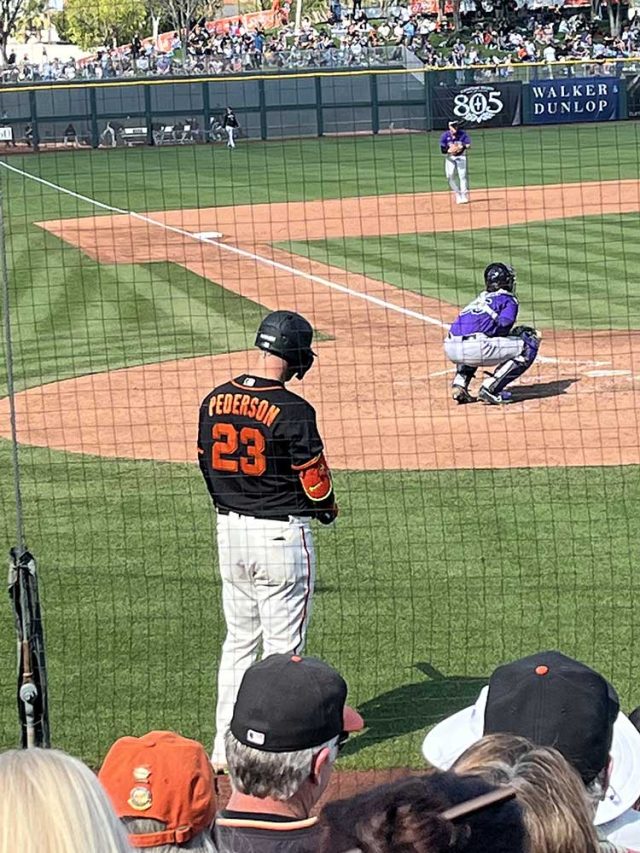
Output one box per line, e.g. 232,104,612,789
255,310,316,379
484,262,516,293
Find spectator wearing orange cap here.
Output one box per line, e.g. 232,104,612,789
99,731,217,852
216,653,363,853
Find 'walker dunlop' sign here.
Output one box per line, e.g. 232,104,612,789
529,77,620,124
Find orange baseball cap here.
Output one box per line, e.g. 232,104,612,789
99,731,216,849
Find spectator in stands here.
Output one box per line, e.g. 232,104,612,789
132,33,142,62
99,730,216,853
0,747,130,853
453,735,601,853
216,653,363,852
422,650,640,850
319,770,527,853
8,3,640,85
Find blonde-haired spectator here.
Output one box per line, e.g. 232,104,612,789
0,747,130,853
453,734,601,853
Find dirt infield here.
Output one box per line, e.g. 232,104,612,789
1,179,639,470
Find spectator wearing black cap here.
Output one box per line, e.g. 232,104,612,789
215,653,363,853
422,650,640,850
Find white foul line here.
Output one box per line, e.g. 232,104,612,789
0,159,446,329
0,158,129,214
0,159,611,368
585,369,632,377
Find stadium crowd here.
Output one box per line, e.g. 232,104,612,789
2,2,640,84
4,649,640,852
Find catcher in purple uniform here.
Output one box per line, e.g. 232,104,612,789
444,262,542,405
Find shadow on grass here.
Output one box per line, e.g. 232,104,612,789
511,377,578,401
343,662,485,758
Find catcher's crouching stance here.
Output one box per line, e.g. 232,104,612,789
444,262,542,405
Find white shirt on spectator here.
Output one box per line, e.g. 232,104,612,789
543,45,556,61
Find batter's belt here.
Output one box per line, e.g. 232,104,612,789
217,506,296,523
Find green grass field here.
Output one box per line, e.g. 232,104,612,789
1,122,639,768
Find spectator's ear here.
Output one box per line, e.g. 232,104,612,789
310,746,332,784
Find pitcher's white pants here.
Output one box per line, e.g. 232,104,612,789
226,126,236,148
212,511,315,765
445,154,468,197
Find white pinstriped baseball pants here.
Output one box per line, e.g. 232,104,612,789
212,511,316,765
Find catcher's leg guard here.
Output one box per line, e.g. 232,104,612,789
452,364,477,404
452,364,477,390
481,332,540,395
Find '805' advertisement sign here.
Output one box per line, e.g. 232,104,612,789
432,82,523,130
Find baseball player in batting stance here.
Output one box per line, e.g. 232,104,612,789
444,262,542,405
198,310,338,769
440,120,471,204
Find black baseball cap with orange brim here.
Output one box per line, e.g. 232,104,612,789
231,653,364,753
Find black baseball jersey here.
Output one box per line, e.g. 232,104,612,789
198,374,325,518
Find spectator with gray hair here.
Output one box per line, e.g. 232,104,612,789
99,730,217,852
216,652,363,853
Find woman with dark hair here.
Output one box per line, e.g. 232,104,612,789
319,770,527,853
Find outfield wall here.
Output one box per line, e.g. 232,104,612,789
0,63,637,148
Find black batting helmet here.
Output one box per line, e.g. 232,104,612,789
484,262,516,293
255,310,316,379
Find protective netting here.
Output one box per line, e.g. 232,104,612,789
0,67,639,769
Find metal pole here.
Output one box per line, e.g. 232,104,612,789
294,0,303,33
0,186,26,555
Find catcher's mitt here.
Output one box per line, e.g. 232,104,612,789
512,324,541,341
448,142,464,155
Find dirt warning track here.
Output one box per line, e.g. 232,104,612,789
1,179,639,471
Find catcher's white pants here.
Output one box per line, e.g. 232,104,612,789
444,333,524,367
445,154,468,197
226,126,236,148
212,511,316,765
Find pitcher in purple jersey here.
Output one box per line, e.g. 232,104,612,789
440,120,471,204
444,262,542,405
